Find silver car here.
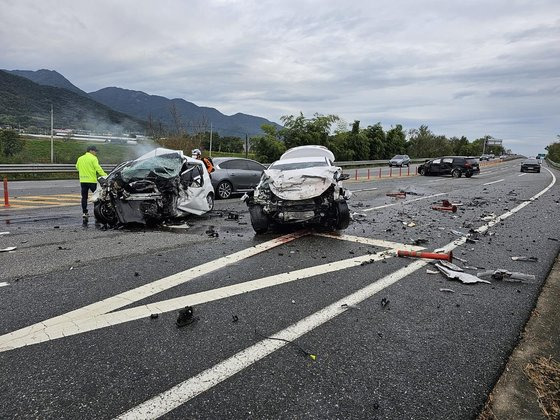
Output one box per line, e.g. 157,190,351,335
211,157,267,199
389,154,410,167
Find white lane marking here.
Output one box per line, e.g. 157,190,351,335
363,192,447,212
0,282,9,287
314,232,425,251
349,187,378,193
115,258,429,420
0,232,308,352
518,173,527,177
427,178,447,183
117,167,557,419
483,179,504,186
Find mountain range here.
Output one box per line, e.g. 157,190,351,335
1,69,280,137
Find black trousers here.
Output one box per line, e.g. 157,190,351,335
80,183,97,213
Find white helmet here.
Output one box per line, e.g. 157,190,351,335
191,149,201,157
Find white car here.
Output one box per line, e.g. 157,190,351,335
244,145,351,234
93,148,214,225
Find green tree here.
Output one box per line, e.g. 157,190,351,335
250,124,286,163
279,113,339,149
364,123,385,159
449,136,470,155
407,125,452,158
384,124,407,158
545,137,560,163
347,121,370,160
0,129,24,157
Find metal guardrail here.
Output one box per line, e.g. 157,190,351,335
0,164,115,173
545,158,560,169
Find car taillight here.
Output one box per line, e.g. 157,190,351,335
465,163,472,168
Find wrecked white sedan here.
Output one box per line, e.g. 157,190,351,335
92,148,214,226
244,145,351,234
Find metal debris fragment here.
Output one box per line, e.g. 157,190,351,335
439,260,464,272
435,263,491,284
426,269,438,274
0,247,17,252
477,269,535,282
439,288,455,293
511,256,538,262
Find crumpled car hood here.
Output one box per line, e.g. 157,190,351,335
263,166,339,200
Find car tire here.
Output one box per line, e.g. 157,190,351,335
520,168,524,172
465,172,473,178
249,205,269,234
94,201,117,225
451,169,462,178
206,192,214,211
216,181,233,199
334,200,350,230
418,167,425,176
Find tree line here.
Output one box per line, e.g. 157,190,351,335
249,113,507,163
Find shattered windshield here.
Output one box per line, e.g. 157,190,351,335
269,161,328,170
121,154,183,182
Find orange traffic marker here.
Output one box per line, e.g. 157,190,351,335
397,250,453,262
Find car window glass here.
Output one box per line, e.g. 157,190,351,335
432,159,441,164
223,160,248,170
246,161,265,171
465,158,478,164
442,158,453,163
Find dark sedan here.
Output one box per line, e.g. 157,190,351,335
520,158,541,173
211,157,267,199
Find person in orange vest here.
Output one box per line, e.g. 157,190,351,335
192,149,214,174
75,145,107,220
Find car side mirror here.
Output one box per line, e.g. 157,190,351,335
337,173,350,181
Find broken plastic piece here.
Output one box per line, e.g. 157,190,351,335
176,306,199,327
227,212,239,220
397,249,453,262
387,192,407,198
0,247,16,252
439,260,464,272
477,269,536,282
381,297,390,307
412,238,428,246
439,288,455,293
426,269,438,274
435,263,491,284
0,232,10,235
341,303,361,310
511,256,538,262
150,314,159,319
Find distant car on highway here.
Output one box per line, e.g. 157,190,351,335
520,158,541,173
211,157,267,199
418,156,480,178
480,154,492,161
389,154,411,167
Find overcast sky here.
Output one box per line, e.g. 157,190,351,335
2,0,559,155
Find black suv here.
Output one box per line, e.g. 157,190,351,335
418,156,480,178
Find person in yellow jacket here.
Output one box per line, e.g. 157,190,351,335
75,145,107,219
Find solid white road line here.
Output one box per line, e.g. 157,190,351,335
314,232,425,251
483,179,504,186
0,231,308,352
518,173,527,177
362,192,447,212
116,168,557,420
349,187,378,193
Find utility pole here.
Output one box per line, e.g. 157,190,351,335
50,104,54,163
209,122,213,157
245,134,248,159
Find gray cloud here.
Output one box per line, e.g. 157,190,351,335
1,0,559,155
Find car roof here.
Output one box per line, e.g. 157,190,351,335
280,145,335,162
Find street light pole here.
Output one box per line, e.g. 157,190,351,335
50,104,54,163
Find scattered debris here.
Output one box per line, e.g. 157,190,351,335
351,212,367,219
435,263,491,284
0,232,9,235
480,213,497,221
381,297,390,308
426,269,439,274
232,315,239,323
548,237,559,242
432,200,457,212
400,190,422,196
477,269,536,282
176,306,199,327
254,328,316,360
227,212,239,220
511,256,539,262
439,288,455,293
57,246,70,250
453,256,468,264
451,229,468,237
0,282,9,287
387,192,406,198
0,247,17,252
134,272,140,277
402,221,416,227
439,260,464,272
150,313,159,319
205,228,219,238
341,303,361,310
397,249,453,262
411,238,429,246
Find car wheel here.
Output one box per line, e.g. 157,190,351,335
418,167,425,175
537,169,541,173
216,181,233,199
334,200,350,230
206,192,214,211
249,205,269,234
520,168,524,172
465,172,473,178
94,201,117,225
451,169,461,178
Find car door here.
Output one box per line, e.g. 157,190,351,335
441,157,454,174
429,158,442,174
224,159,253,190
244,160,266,188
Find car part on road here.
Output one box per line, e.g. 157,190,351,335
435,263,491,284
244,145,352,233
397,249,453,262
387,192,407,198
176,306,199,327
0,246,16,252
254,328,316,360
432,199,458,212
511,256,539,262
477,269,536,282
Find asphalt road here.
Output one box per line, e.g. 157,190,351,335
0,160,559,419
